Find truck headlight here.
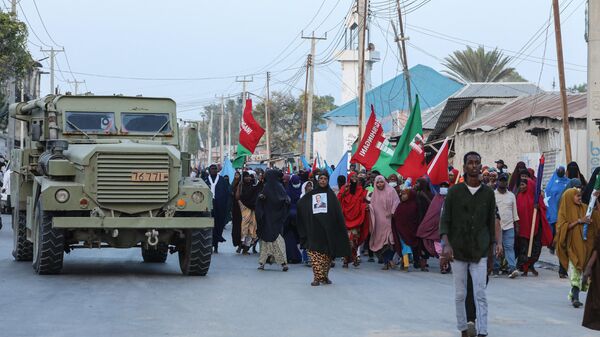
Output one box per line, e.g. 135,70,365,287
55,189,70,203
191,191,204,204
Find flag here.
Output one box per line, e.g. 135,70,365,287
426,137,450,185
287,162,294,174
350,138,359,164
300,156,311,171
232,99,265,168
390,95,424,169
219,157,235,184
534,155,545,205
324,160,333,175
329,152,349,189
351,105,396,176
311,157,318,172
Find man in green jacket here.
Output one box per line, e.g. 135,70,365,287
440,151,497,337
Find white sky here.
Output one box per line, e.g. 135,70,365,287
7,0,588,120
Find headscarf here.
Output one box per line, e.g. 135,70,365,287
300,181,313,198
515,179,553,246
369,175,401,252
567,161,588,186
296,177,352,258
286,175,302,218
528,168,537,182
337,172,367,228
582,167,600,205
545,166,569,225
449,168,459,187
556,188,597,271
240,171,261,209
509,161,527,192
256,170,289,242
392,189,419,251
416,193,446,257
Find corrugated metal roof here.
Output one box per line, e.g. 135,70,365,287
426,82,544,140
453,82,541,98
459,93,587,132
324,64,464,130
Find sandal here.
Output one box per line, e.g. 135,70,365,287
257,264,265,270
311,280,320,286
282,264,288,272
322,278,332,285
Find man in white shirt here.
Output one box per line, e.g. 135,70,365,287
493,173,520,278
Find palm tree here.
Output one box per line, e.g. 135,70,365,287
442,46,522,83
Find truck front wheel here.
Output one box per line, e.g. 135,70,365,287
32,200,65,275
178,228,212,276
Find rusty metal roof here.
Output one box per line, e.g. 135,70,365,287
459,93,587,132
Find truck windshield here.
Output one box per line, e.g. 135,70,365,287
121,113,171,134
65,111,116,133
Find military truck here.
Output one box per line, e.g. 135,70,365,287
8,95,213,275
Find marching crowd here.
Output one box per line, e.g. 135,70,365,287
197,151,600,335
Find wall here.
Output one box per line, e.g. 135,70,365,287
454,118,587,184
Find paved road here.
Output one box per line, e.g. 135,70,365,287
0,214,596,337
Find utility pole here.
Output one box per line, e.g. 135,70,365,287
587,0,600,175
393,0,412,112
67,79,85,95
265,71,271,164
227,99,232,158
220,95,225,163
552,0,573,163
10,0,16,16
40,47,64,95
301,55,310,156
357,0,368,141
301,31,327,160
207,107,214,166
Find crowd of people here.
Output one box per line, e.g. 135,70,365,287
196,151,600,334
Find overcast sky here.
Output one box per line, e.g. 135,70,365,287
6,0,588,120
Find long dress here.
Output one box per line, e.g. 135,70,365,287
256,170,289,266
239,177,261,248
338,175,368,266
369,176,400,264
284,175,302,263
583,235,600,330
297,182,351,283
231,177,242,249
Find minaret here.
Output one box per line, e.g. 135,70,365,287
336,4,380,104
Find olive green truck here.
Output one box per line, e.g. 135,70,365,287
8,95,213,275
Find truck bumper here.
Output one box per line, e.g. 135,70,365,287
52,216,214,229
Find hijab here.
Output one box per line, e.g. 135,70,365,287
582,167,600,205
240,171,260,209
545,166,570,225
256,170,289,242
296,177,351,258
392,189,419,249
516,179,553,246
369,176,401,252
449,168,460,186
509,161,527,192
556,188,596,271
337,172,367,230
567,161,587,186
301,181,313,198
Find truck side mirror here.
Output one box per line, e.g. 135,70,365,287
31,122,41,141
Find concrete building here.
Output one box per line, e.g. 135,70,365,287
430,92,587,185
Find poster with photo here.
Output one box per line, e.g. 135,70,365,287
312,193,327,214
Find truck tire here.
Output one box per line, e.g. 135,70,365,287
178,228,212,276
141,242,168,263
32,201,65,275
12,210,33,261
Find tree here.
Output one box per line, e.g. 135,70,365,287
442,46,525,83
253,92,336,155
568,83,587,93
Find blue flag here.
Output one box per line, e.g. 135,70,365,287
324,160,334,175
301,156,311,171
329,152,349,189
219,157,235,184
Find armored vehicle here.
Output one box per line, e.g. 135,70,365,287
9,95,213,275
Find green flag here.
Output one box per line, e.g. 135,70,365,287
389,95,423,170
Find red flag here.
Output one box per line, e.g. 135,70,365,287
397,148,427,181
239,99,265,154
427,137,450,185
312,157,318,172
351,106,396,176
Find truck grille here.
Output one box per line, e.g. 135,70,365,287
96,153,170,204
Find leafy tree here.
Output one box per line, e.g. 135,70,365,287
442,46,524,83
253,92,336,155
568,83,587,93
